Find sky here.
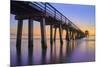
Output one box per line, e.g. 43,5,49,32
10,2,95,38
51,3,95,35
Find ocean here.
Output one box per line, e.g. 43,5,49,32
10,36,95,66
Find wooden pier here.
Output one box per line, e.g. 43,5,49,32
11,1,86,50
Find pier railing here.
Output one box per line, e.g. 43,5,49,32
27,2,83,33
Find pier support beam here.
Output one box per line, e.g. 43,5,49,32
54,27,57,43
70,30,73,40
69,30,71,40
66,28,69,41
72,32,74,40
59,25,63,45
28,18,33,48
74,32,77,39
76,32,80,39
75,32,78,39
50,24,53,46
16,20,23,48
40,18,47,49
77,32,79,39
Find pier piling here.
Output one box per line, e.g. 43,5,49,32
59,24,63,45
54,27,57,43
16,19,23,48
28,18,33,48
50,24,53,46
40,18,47,49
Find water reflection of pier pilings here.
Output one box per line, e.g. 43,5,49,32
28,45,33,65
49,38,78,64
41,48,47,64
65,40,77,63
16,46,21,66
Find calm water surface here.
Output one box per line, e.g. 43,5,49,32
10,36,95,66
